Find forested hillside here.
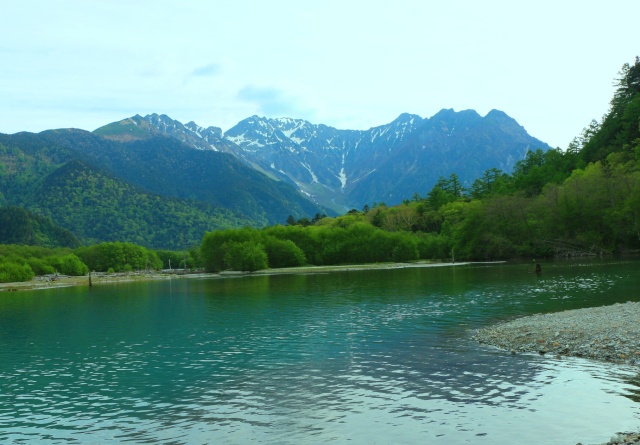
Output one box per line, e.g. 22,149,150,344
25,159,252,249
70,131,326,225
0,207,81,248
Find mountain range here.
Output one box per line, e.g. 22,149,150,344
0,109,551,248
98,109,551,212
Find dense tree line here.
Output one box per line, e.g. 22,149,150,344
0,245,87,283
199,221,428,272
200,227,307,272
0,242,196,283
75,242,163,273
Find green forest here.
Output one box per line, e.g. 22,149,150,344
1,57,639,281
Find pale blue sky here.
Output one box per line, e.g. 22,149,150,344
1,0,638,148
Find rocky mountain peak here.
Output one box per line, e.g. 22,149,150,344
108,109,551,213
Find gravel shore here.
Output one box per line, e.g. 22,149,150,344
474,301,640,365
474,302,640,444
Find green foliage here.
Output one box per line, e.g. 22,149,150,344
75,242,161,272
263,237,306,268
510,149,579,196
392,238,419,262
469,168,510,199
0,206,81,248
427,175,463,210
24,160,253,249
200,227,264,272
581,58,640,163
0,261,35,283
223,242,269,272
155,249,196,269
201,218,444,270
27,257,56,275
0,244,93,280
59,254,89,276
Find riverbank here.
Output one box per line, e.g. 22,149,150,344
474,301,640,365
0,260,494,292
0,271,175,292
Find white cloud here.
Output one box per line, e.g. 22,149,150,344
189,63,221,78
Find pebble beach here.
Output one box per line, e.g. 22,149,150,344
474,301,640,365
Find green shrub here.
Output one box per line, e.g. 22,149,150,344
59,254,89,276
200,228,263,272
264,237,306,268
392,238,419,262
0,262,35,283
223,241,268,272
27,257,56,275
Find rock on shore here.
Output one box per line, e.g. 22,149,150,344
474,301,640,365
579,431,640,444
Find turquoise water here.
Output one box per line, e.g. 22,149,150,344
0,259,639,444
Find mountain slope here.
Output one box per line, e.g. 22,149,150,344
82,125,329,224
25,159,252,249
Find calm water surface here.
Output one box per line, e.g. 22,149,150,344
1,258,639,444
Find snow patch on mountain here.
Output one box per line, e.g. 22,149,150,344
301,162,318,183
338,168,347,190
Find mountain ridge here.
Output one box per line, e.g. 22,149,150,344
96,109,549,211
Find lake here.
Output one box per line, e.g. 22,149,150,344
0,258,639,444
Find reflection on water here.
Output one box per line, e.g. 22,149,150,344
0,259,639,444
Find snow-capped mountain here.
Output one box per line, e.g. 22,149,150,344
223,113,428,208
104,110,551,212
220,110,549,211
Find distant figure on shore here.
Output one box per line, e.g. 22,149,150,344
535,263,542,274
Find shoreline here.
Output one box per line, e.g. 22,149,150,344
0,260,501,292
473,301,640,365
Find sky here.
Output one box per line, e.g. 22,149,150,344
1,0,638,149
